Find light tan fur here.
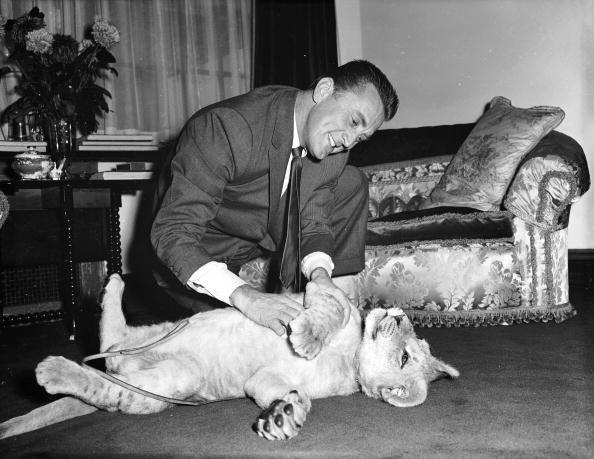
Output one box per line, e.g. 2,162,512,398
0,274,459,441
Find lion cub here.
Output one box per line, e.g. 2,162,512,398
0,274,458,440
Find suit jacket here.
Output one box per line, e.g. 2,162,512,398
151,86,349,286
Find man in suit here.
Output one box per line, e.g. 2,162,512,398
151,60,398,335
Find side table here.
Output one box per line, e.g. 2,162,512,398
0,178,154,339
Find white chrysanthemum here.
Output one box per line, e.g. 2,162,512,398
91,17,120,49
26,29,53,54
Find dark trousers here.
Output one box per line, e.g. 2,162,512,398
157,165,368,314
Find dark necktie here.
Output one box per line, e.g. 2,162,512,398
280,147,303,292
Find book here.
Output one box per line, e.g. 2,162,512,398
89,171,155,180
80,140,157,146
0,145,47,152
85,133,155,142
78,144,160,151
0,140,47,147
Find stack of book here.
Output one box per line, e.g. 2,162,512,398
89,162,156,180
78,132,159,151
0,140,47,153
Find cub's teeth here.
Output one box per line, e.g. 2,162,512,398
329,134,336,147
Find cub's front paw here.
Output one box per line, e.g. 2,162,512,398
289,300,345,360
36,356,84,395
254,390,309,440
288,311,326,360
288,281,349,359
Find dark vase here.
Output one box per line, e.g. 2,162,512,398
45,119,76,178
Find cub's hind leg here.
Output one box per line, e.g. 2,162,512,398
100,273,128,353
36,356,196,414
99,273,170,374
99,273,180,374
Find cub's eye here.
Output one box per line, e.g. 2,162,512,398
400,350,409,369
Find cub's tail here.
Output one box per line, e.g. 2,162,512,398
0,396,97,439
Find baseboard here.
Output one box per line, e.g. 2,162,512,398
568,249,594,290
568,249,594,261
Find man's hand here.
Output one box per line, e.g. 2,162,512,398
306,267,351,328
230,285,303,336
288,267,353,359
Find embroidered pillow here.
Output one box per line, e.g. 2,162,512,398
425,96,565,211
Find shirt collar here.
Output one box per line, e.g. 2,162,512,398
292,111,306,156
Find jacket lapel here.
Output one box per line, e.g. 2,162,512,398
267,90,297,241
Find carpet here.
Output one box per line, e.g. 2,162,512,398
0,274,592,458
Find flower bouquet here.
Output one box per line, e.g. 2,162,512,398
0,7,120,166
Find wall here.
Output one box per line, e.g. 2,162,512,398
336,0,594,249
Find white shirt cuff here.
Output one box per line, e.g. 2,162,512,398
187,261,247,305
301,252,334,280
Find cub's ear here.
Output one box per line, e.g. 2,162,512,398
428,357,460,382
380,378,428,408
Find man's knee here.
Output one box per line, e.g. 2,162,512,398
334,165,368,219
336,165,368,204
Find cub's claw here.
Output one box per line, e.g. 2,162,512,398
254,391,308,440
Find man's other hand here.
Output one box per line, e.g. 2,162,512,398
306,267,351,328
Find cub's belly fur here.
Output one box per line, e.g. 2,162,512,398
142,308,361,401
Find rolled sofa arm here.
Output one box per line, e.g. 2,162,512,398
503,131,590,230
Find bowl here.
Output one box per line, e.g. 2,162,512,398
12,149,55,180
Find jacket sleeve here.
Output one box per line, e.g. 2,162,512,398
300,152,349,259
150,108,252,285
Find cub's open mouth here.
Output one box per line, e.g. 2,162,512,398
371,309,407,340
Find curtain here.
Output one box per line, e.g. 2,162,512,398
0,0,252,141
253,0,337,89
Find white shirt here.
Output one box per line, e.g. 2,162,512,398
187,113,334,304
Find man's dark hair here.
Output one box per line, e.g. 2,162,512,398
309,60,399,121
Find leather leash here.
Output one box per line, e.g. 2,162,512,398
82,318,239,406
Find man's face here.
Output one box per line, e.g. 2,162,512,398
303,79,385,160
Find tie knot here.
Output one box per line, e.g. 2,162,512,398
291,147,303,158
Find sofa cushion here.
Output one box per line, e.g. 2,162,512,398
426,96,565,211
367,207,514,246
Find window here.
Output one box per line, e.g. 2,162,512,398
0,0,252,142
